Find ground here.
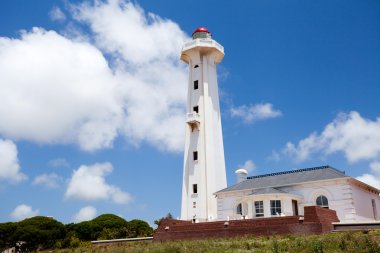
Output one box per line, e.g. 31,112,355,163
40,230,380,253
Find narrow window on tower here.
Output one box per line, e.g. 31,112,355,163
194,64,199,68
193,151,198,161
193,80,199,90
193,106,199,113
193,184,198,194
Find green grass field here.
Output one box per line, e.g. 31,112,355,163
42,230,380,253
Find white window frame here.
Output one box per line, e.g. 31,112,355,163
270,200,281,216
254,200,264,217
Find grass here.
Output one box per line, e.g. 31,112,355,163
42,230,380,253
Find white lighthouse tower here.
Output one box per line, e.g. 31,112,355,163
180,28,227,222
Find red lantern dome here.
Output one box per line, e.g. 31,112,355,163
192,27,212,39
192,27,210,36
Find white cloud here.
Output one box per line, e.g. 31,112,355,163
33,173,62,188
65,162,132,204
356,161,380,189
72,206,97,223
0,28,121,151
49,6,66,22
238,160,256,173
356,174,380,189
71,0,187,64
0,0,189,153
48,158,70,168
10,204,39,221
0,139,26,182
230,103,282,123
268,150,280,161
370,161,380,173
283,112,380,163
282,111,380,189
71,0,188,152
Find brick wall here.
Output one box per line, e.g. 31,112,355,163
303,206,340,233
153,206,339,241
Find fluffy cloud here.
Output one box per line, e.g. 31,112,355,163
356,174,380,189
65,163,132,204
72,206,97,223
282,111,380,189
230,103,282,124
0,28,121,151
238,160,256,173
284,112,380,163
72,0,188,152
0,0,188,152
356,161,380,189
33,173,62,188
49,6,66,22
0,139,26,182
71,0,187,64
370,161,380,172
10,204,39,221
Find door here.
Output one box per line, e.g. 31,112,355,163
292,200,299,216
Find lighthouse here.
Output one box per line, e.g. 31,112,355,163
180,28,227,222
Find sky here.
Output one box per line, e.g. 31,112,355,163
0,0,379,225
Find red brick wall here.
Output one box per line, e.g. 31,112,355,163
303,206,339,233
153,206,339,241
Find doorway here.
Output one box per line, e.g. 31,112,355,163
292,200,299,216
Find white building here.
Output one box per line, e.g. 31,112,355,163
179,28,380,225
215,165,380,223
180,28,227,222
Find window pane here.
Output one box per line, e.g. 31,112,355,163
236,203,242,215
192,184,197,194
194,80,199,90
270,200,281,215
193,151,198,161
316,196,322,206
255,201,264,217
316,195,329,208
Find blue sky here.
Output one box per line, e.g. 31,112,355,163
0,0,379,225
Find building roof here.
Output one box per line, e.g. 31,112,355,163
248,187,288,195
216,165,349,194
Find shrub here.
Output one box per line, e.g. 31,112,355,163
8,216,66,251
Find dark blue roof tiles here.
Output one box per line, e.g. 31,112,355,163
246,165,345,179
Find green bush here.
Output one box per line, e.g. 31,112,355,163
0,222,17,251
1,216,66,252
0,213,154,251
128,219,153,238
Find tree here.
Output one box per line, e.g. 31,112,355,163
154,213,174,226
0,222,16,251
7,216,66,251
68,214,129,240
127,219,153,238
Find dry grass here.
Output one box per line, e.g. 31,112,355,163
42,230,380,253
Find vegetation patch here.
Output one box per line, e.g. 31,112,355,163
0,214,153,252
33,230,380,253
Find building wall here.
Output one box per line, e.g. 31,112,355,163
350,183,380,221
154,206,339,241
216,178,378,223
285,180,353,222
